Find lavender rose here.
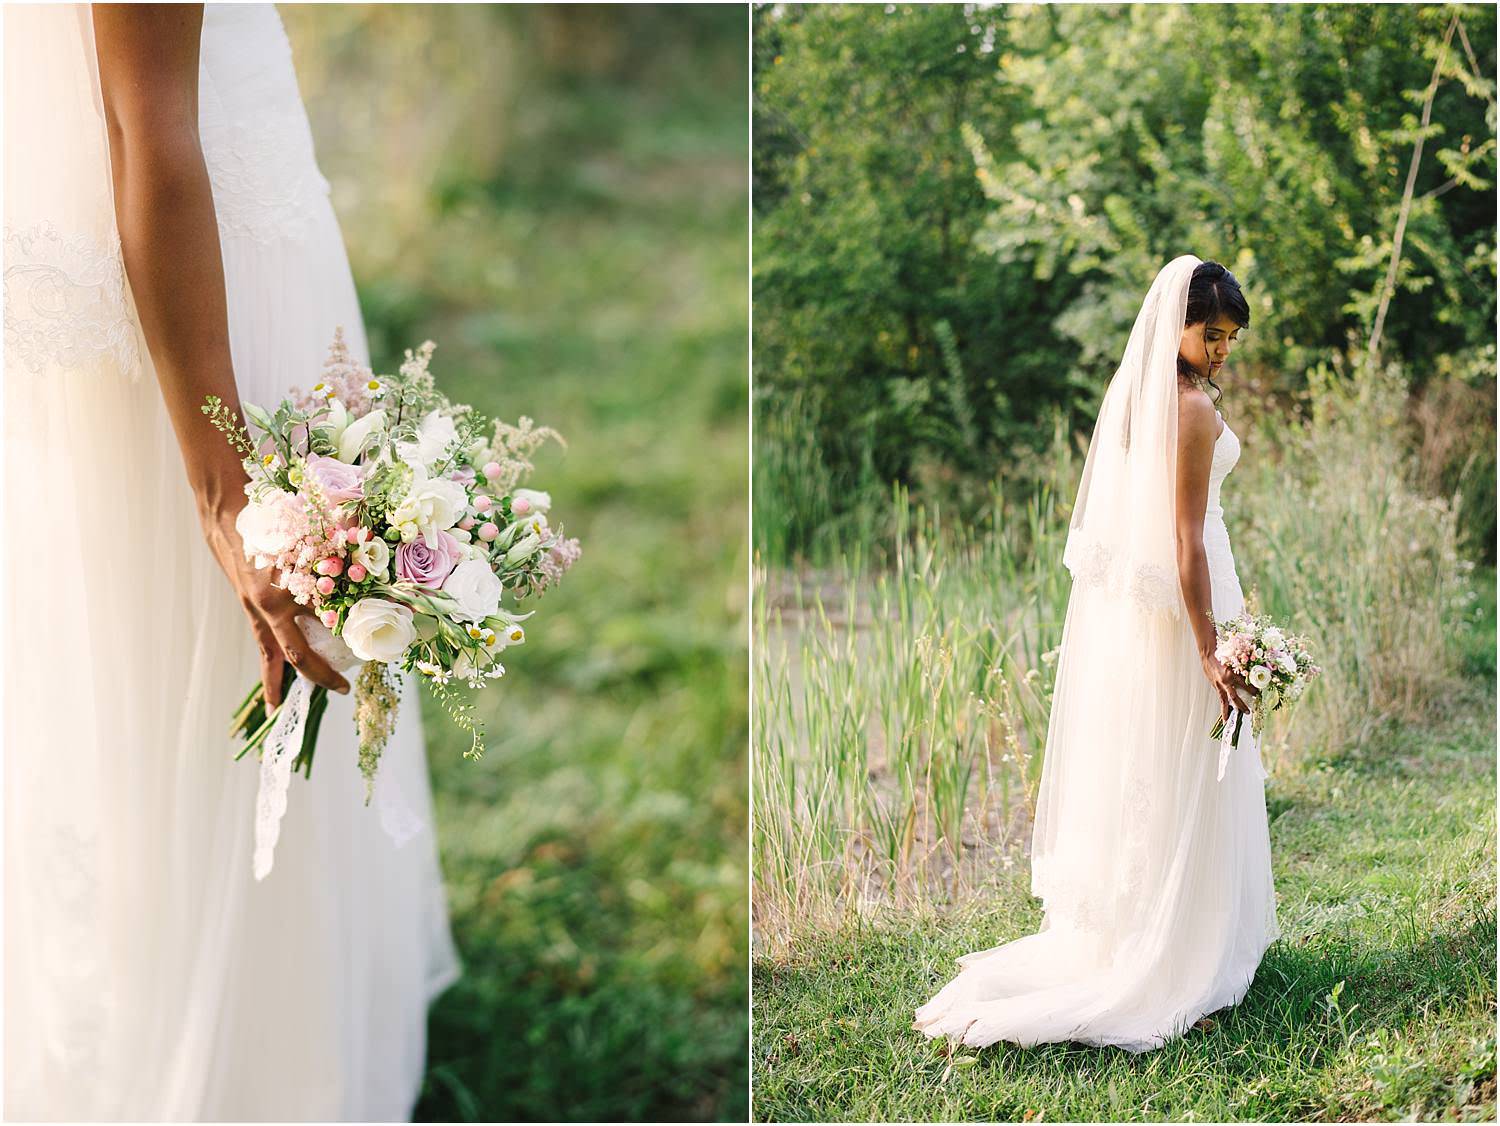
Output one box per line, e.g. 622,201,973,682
304,453,366,503
395,529,464,589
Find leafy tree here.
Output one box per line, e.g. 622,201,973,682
754,3,1496,561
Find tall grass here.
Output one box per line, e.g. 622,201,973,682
752,387,891,566
752,366,1478,952
1235,364,1477,763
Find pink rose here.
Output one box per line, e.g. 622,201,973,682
304,453,366,503
395,529,464,589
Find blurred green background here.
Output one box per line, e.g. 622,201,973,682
283,6,748,1120
753,2,1496,565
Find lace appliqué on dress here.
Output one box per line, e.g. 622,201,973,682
3,222,139,375
1063,535,1182,618
202,109,332,247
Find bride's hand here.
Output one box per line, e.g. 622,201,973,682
1201,652,1255,727
200,506,351,707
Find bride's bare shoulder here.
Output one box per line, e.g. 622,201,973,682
1177,386,1218,441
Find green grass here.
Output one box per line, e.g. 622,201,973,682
284,8,748,1120
753,651,1497,1122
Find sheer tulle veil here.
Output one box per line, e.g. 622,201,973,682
1030,253,1208,955
1059,252,1199,621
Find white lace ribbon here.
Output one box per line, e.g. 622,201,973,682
1215,689,1256,782
252,674,316,881
251,619,426,880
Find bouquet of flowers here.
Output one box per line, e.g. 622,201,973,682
203,329,580,878
1208,610,1320,779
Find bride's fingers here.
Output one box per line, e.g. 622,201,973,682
268,611,349,695
252,619,286,708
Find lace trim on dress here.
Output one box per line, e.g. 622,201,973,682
3,222,139,375
1062,534,1183,618
202,108,332,247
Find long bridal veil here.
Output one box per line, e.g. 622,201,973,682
4,6,458,1118
914,254,1278,1051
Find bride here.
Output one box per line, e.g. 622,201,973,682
913,255,1280,1052
5,5,458,1118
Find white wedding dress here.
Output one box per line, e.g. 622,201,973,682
4,5,459,1119
914,408,1280,1052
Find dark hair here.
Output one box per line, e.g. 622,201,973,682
1177,260,1250,404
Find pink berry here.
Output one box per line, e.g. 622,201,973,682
317,557,343,577
347,563,367,583
459,517,476,531
511,497,531,516
320,609,339,628
478,522,499,542
474,495,492,512
316,576,336,596
483,461,502,479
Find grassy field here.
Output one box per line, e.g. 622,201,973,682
286,9,749,1121
753,576,1496,1123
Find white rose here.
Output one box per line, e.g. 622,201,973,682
390,473,468,542
1277,653,1297,677
336,408,388,463
442,559,502,623
1262,627,1285,651
397,411,460,468
341,598,416,663
510,488,551,514
350,535,391,581
1247,664,1273,691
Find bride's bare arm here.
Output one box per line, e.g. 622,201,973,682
1174,388,1244,724
93,4,348,702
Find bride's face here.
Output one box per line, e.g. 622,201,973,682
1179,314,1242,378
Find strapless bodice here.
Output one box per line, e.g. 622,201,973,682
1204,411,1244,618
1204,411,1240,522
